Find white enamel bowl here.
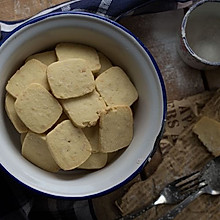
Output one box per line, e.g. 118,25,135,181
0,12,166,198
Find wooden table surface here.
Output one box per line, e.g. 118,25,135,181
1,1,220,219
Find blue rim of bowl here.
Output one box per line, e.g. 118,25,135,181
1,11,167,199
181,0,220,67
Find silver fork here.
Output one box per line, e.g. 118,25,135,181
158,156,220,220
116,171,201,220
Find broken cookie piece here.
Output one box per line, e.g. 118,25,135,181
193,116,220,156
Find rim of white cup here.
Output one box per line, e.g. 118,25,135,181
181,0,220,67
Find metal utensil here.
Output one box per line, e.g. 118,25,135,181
159,156,220,220
116,171,201,220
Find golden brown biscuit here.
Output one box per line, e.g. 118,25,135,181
47,58,95,99
14,83,62,133
61,90,106,128
6,59,49,98
5,93,28,133
96,66,138,106
55,43,101,73
99,105,133,153
46,120,92,170
22,132,60,172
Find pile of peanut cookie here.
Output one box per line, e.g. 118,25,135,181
5,43,138,173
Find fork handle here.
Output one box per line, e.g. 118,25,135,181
116,202,155,220
158,189,204,220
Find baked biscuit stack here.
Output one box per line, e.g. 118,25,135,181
5,43,138,172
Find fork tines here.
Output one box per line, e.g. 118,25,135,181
174,171,201,194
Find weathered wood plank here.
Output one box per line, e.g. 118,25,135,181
119,10,205,101
0,0,66,21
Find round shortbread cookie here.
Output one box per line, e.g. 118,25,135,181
6,59,49,98
14,83,62,133
99,105,133,153
47,58,95,99
96,66,138,106
61,90,106,128
46,120,92,170
55,43,101,73
5,93,28,133
22,132,60,173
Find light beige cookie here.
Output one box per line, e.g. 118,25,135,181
14,83,62,133
83,124,100,152
26,50,57,66
22,132,60,172
78,152,108,169
99,105,133,153
6,59,49,98
193,116,220,156
61,90,106,128
95,52,112,76
96,66,138,106
47,58,95,99
46,120,92,170
55,43,101,73
5,93,28,133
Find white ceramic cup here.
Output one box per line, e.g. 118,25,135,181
0,12,166,198
177,0,220,70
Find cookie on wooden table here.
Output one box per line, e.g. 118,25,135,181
96,66,138,106
78,152,108,169
99,105,133,153
5,93,28,133
22,132,60,172
193,116,220,156
46,120,92,170
14,83,62,133
6,59,49,98
47,58,95,99
26,50,57,66
55,43,101,73
61,90,106,128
